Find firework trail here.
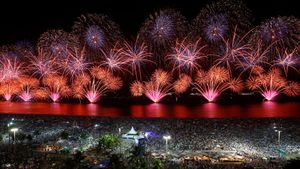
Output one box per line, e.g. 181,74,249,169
130,69,172,103
0,57,24,82
60,47,91,80
28,48,59,78
100,44,128,74
130,69,191,103
235,41,272,77
121,36,154,81
272,47,300,77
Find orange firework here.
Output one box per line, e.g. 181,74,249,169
0,80,21,101
144,81,171,103
151,69,171,86
71,73,91,99
42,74,70,102
122,37,154,80
103,76,123,91
90,66,111,81
142,69,173,103
195,66,243,102
18,76,40,101
130,81,144,96
32,88,48,100
173,74,192,94
284,81,300,97
247,68,300,101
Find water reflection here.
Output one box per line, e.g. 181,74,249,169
131,103,169,118
173,105,190,118
201,103,219,118
0,101,299,118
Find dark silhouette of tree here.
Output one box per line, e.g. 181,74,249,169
60,131,69,140
284,158,300,169
108,154,125,169
152,159,163,169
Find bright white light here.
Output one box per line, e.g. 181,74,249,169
10,128,18,132
145,132,149,138
163,135,171,140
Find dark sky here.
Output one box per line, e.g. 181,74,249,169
0,0,299,45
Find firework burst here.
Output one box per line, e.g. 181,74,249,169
28,49,58,78
0,57,24,82
37,30,79,58
215,28,252,72
273,47,300,77
194,67,243,102
253,16,300,48
130,81,144,97
122,37,154,80
61,47,90,80
18,76,39,102
191,0,252,43
173,74,192,94
235,41,272,76
139,9,188,61
167,38,207,75
100,45,128,74
246,68,300,101
0,80,21,101
144,69,173,103
72,68,123,103
72,13,122,59
42,74,69,102
83,78,107,103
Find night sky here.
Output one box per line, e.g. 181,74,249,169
1,0,299,45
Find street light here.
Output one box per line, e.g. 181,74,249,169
144,132,150,140
144,132,150,152
10,128,18,144
275,130,282,144
118,127,123,135
163,135,171,154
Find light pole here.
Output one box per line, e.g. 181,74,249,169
275,130,282,144
163,135,171,154
10,128,18,144
144,132,150,152
118,127,123,135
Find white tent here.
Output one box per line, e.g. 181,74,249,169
122,127,144,140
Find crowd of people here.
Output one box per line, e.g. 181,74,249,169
0,114,299,168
